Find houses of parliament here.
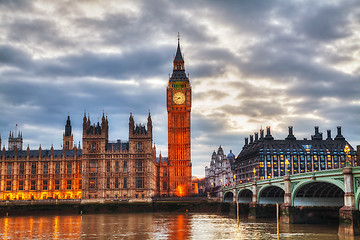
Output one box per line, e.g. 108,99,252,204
0,39,192,202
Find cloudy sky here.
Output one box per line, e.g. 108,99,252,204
1,0,359,177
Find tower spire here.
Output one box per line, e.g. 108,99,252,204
63,115,73,150
174,33,184,63
170,33,187,81
65,115,72,137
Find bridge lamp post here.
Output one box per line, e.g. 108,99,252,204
233,174,236,185
253,168,256,182
344,145,350,167
285,159,290,176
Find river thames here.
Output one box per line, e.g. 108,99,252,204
0,213,359,240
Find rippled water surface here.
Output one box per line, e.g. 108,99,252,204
0,213,359,240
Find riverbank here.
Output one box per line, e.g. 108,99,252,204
0,212,344,240
0,201,344,226
0,200,227,217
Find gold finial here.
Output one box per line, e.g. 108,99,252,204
177,32,180,42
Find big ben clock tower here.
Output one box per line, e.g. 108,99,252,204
167,36,192,197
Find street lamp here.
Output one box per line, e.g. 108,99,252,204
285,158,290,176
344,145,351,167
253,168,256,181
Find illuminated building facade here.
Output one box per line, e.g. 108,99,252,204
81,112,156,202
205,146,235,197
155,154,170,197
0,117,82,201
0,113,157,202
235,126,358,183
0,40,193,201
165,37,192,196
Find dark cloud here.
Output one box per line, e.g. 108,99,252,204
0,0,32,11
298,4,351,41
0,45,173,80
0,45,32,68
0,0,359,177
39,47,172,79
5,18,73,48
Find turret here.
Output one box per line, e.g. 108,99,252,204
147,112,153,135
2,145,5,160
82,112,108,155
129,113,135,137
8,127,23,151
63,115,73,150
101,112,109,140
39,145,42,160
27,145,30,159
128,113,153,154
65,115,72,137
83,112,87,126
217,145,224,155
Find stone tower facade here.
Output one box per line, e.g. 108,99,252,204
166,37,192,196
63,115,73,150
81,112,156,202
8,129,23,151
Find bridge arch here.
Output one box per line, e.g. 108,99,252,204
292,181,344,207
223,191,234,202
237,189,252,203
355,187,360,210
258,185,284,204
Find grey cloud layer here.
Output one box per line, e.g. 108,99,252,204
0,0,359,177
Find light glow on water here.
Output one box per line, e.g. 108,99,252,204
0,213,358,240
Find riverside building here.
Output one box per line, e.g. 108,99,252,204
163,36,192,197
0,113,156,202
204,146,235,197
0,117,82,201
235,126,358,183
0,38,193,201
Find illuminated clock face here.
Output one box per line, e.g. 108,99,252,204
173,92,185,104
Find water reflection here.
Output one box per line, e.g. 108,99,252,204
0,215,81,239
0,213,359,240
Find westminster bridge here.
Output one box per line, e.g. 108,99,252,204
222,166,360,236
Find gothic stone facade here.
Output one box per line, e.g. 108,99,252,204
0,129,81,201
81,113,156,202
0,40,194,201
165,38,192,197
0,113,156,202
205,146,235,197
